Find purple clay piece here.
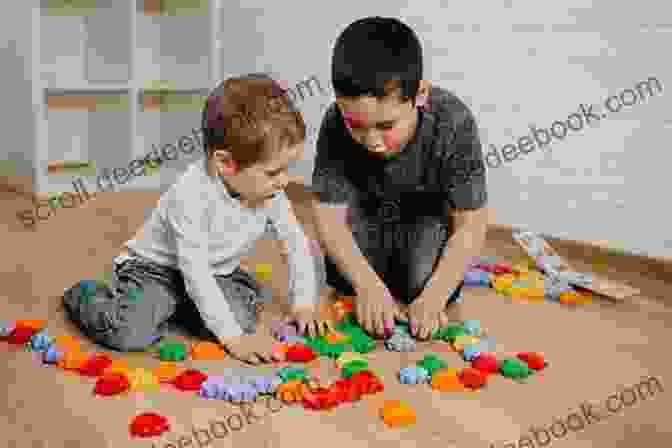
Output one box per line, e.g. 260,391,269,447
281,335,307,345
224,383,258,402
249,376,282,394
200,377,228,399
464,269,491,287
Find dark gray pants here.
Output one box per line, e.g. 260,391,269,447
326,215,464,305
62,254,270,352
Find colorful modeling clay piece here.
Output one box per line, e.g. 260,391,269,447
158,342,187,361
517,352,547,370
29,330,53,352
336,352,367,369
350,370,384,395
152,362,182,383
104,360,130,377
8,325,38,345
15,320,46,332
544,278,574,301
493,263,514,275
128,368,161,392
277,366,308,383
276,380,308,403
328,379,358,402
78,353,113,377
249,376,282,395
199,376,227,399
500,359,532,380
271,343,288,361
43,345,64,364
464,269,491,287
173,369,208,391
282,335,308,345
559,291,592,305
190,341,226,360
129,412,170,438
0,320,15,338
325,332,350,344
381,400,417,427
462,320,481,336
224,383,258,402
435,325,466,342
472,353,499,375
350,335,376,354
398,366,430,385
53,335,81,352
255,263,273,283
95,373,130,396
384,332,416,352
417,354,449,376
459,367,488,389
58,349,89,370
341,360,369,379
285,344,317,362
462,344,481,362
431,368,465,391
302,386,341,410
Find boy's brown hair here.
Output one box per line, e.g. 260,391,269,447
201,73,306,169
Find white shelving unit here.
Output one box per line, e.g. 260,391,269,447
34,0,216,194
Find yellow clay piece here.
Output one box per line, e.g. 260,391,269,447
431,369,466,392
104,360,131,377
336,352,367,369
128,368,161,392
58,350,89,370
54,335,82,353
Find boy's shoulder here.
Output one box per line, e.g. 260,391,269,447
425,85,476,130
157,158,214,210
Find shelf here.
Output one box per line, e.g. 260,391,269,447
140,0,209,17
43,0,97,16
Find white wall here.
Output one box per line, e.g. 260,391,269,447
19,1,671,259
216,0,671,259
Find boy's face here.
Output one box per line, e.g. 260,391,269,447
336,83,429,159
215,143,304,205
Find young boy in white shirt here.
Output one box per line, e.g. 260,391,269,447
63,73,326,364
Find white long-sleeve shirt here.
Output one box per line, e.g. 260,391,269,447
123,157,319,341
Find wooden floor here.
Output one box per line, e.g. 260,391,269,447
0,182,670,448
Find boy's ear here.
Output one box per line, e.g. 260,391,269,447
212,148,239,176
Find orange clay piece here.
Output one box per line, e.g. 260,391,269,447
431,368,467,392
104,360,131,377
190,341,227,360
325,332,350,344
15,320,46,332
276,380,309,403
152,362,182,383
560,291,592,305
380,400,417,427
58,350,89,370
53,335,81,353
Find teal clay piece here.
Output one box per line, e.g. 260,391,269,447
417,354,448,376
277,367,307,383
500,359,532,379
158,342,187,361
341,360,369,379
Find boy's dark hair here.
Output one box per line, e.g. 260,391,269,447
201,73,306,169
331,17,423,102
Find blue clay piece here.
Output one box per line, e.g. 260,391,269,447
464,269,490,287
43,345,64,364
462,320,481,336
29,330,53,352
80,280,98,294
398,366,430,385
462,345,481,361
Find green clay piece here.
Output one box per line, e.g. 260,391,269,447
351,335,376,353
500,359,532,379
126,287,144,302
321,343,348,359
437,326,467,342
158,342,187,361
417,354,449,375
341,360,369,379
277,367,308,383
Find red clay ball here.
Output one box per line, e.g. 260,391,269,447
472,353,499,374
517,352,546,370
285,344,317,363
173,369,208,391
459,367,488,389
129,412,170,438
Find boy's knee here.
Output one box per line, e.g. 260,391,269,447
102,329,156,352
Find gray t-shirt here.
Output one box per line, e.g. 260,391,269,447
311,86,488,225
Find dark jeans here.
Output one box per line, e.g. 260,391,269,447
326,216,464,306
62,253,270,352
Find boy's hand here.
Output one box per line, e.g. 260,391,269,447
353,280,403,338
222,332,277,365
291,305,335,339
406,296,452,340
